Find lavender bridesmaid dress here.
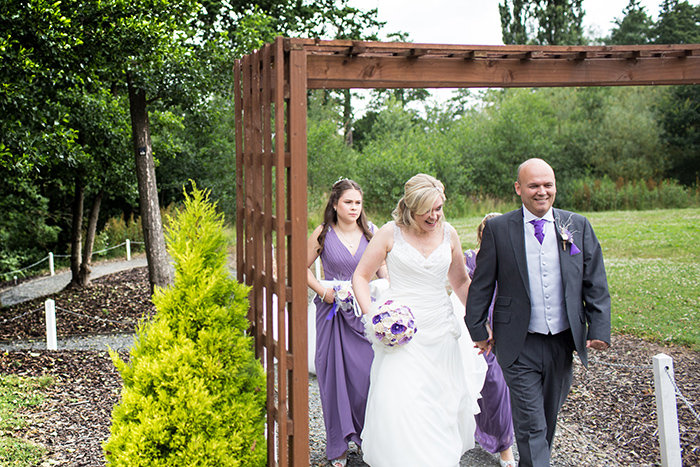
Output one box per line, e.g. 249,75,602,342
314,226,374,460
465,249,515,454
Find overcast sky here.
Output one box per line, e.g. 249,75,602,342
348,0,662,45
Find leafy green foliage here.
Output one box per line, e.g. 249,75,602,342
499,0,585,45
656,84,700,187
564,177,692,211
307,93,360,191
0,181,60,279
607,0,654,45
106,184,266,467
653,0,700,44
651,1,700,188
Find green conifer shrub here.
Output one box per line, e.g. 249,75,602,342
104,184,266,466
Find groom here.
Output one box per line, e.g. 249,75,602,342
466,158,611,467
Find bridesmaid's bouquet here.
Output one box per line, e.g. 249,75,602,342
369,300,417,347
333,282,354,307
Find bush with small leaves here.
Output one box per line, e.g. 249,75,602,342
104,184,266,467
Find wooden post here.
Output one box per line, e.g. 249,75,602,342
653,353,682,467
126,239,131,261
45,299,57,350
287,41,310,467
49,252,55,276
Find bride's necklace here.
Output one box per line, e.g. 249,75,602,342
411,229,434,258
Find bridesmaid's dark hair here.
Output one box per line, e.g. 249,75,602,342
316,179,373,255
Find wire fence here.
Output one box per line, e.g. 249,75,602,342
2,303,135,327
1,240,146,279
591,356,700,426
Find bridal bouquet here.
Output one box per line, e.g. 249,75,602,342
369,300,417,347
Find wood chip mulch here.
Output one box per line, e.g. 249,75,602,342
0,268,156,340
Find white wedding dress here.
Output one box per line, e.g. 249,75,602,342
361,222,487,467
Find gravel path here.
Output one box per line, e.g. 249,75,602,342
1,258,618,467
0,256,148,307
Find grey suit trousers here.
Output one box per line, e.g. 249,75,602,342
499,329,575,467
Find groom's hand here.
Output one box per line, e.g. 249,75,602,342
474,339,493,356
586,339,609,351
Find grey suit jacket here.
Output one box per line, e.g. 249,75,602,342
465,208,611,368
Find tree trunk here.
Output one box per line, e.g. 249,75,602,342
127,71,172,291
77,189,103,287
343,88,353,146
70,176,84,285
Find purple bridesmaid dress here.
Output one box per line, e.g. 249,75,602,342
314,227,374,460
465,249,515,454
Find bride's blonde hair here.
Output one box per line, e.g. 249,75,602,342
392,174,446,230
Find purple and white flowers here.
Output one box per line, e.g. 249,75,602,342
555,213,581,256
334,282,353,303
370,300,417,347
325,281,356,320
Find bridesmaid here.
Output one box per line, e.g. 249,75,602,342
466,212,516,467
307,179,387,467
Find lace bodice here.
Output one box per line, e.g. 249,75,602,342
384,221,459,342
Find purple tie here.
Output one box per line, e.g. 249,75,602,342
530,219,545,244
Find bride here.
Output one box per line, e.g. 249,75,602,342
353,174,486,467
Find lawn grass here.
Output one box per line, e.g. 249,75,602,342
452,207,700,350
0,374,52,467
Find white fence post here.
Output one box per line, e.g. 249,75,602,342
45,299,58,350
653,353,682,467
49,252,55,276
126,239,131,261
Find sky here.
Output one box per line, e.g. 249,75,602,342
349,0,662,45
345,0,663,114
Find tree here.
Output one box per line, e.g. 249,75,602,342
106,185,266,466
1,0,137,286
301,0,384,145
1,0,387,289
499,0,586,45
607,0,654,45
653,0,700,44
653,0,700,186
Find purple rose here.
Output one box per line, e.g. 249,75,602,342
391,323,407,335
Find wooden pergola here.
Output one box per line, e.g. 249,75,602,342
234,37,700,467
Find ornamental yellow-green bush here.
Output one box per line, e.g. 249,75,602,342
104,184,266,467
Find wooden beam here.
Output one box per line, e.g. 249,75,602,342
306,55,700,89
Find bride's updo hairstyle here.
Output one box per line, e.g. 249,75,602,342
392,174,446,230
316,178,374,254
